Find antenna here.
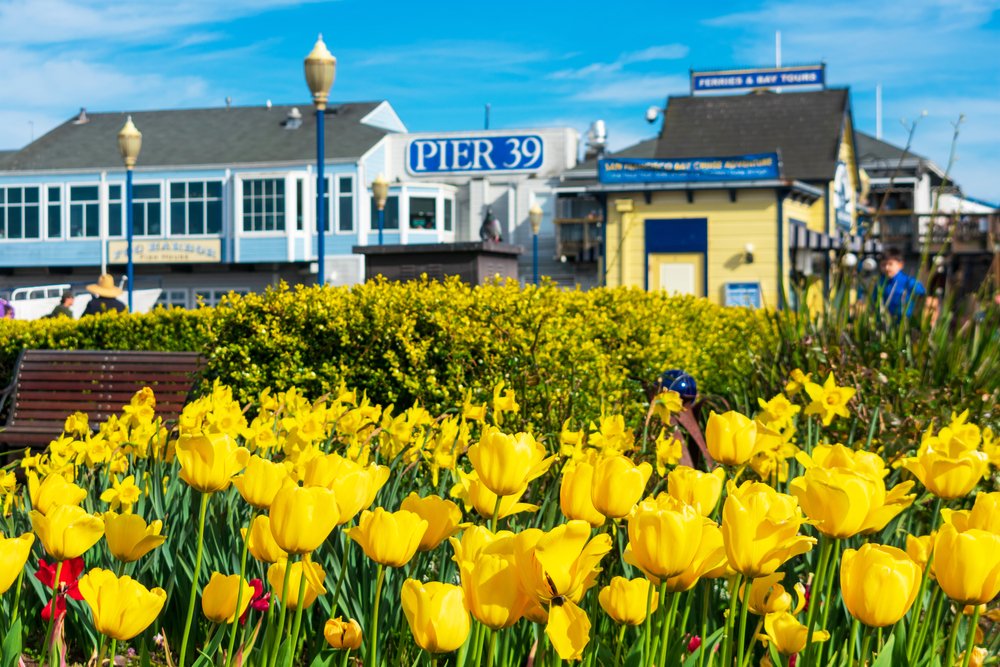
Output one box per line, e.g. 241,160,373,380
484,103,490,130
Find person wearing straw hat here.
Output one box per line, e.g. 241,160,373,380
82,274,127,316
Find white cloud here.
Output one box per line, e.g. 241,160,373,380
550,43,688,80
572,75,689,104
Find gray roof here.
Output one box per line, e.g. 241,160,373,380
562,136,658,182
0,102,390,172
854,131,925,163
656,89,851,181
0,150,14,168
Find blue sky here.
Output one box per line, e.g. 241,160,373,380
1,0,998,201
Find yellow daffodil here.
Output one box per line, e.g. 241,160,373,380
28,473,86,515
267,558,326,610
762,611,828,655
933,523,1000,605
625,495,704,580
559,462,605,527
591,455,652,519
667,466,726,517
103,512,166,563
598,577,659,626
242,515,288,563
324,617,363,650
400,492,463,552
492,381,519,418
706,411,757,466
721,481,815,578
461,390,487,421
99,474,142,513
784,369,811,396
30,505,105,561
803,373,855,426
0,532,34,593
467,427,554,498
268,483,340,555
232,455,291,509
201,572,254,624
175,432,250,494
840,544,921,627
348,508,427,568
655,431,684,476
78,569,166,641
757,394,801,429
652,389,683,423
401,580,470,654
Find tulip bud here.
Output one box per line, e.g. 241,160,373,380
324,617,363,650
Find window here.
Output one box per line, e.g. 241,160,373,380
370,195,399,231
170,181,223,236
69,186,100,238
155,289,189,309
242,178,285,232
47,186,62,239
295,180,304,231
444,199,453,232
409,197,436,230
194,288,248,307
337,176,354,232
0,186,41,240
109,185,123,237
132,183,162,236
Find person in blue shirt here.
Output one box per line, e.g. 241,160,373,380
874,247,926,318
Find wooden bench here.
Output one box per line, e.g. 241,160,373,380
0,350,204,453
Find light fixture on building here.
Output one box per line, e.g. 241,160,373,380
372,174,389,246
529,203,544,285
304,34,337,285
743,242,755,264
117,115,142,311
862,257,879,273
842,252,858,268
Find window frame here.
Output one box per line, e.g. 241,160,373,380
0,184,43,242
239,175,287,234
130,181,165,238
168,179,224,237
67,183,102,239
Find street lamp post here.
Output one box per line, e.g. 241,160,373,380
117,116,142,311
304,35,337,285
529,203,543,285
372,174,388,245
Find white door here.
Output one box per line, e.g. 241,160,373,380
659,262,696,295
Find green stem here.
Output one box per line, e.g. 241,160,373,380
369,564,386,667
490,495,503,532
226,509,256,667
945,608,963,667
741,618,764,667
38,559,63,667
736,578,752,667
266,553,295,667
643,577,656,663
905,554,934,661
657,588,675,667
287,556,310,667
109,639,118,667
961,606,982,667
698,581,710,667
816,538,841,665
613,624,626,666
339,649,351,667
857,626,873,667
721,574,743,667
179,492,210,667
846,616,859,666
927,587,947,659
329,529,353,616
486,628,498,667
803,537,833,665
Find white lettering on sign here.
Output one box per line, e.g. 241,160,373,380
407,135,545,174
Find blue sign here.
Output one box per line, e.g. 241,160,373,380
598,153,780,184
408,135,544,174
691,65,825,93
724,282,763,309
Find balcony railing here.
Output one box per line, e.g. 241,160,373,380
864,212,999,254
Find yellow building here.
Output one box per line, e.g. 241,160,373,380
557,89,871,308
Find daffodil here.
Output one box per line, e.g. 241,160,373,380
803,373,855,426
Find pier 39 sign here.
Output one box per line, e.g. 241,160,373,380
407,135,544,174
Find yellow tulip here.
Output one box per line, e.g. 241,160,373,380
302,453,389,524
242,515,288,563
662,518,731,592
400,492,463,552
0,532,34,594
401,579,470,654
232,455,291,509
449,525,516,568
28,473,87,515
942,491,1000,534
175,432,250,494
452,470,539,520
598,577,659,625
348,508,427,568
324,617,363,650
902,447,989,500
201,572,254,624
103,512,166,563
467,427,554,497
268,483,340,555
590,455,652,519
905,533,935,573
667,466,726,517
789,467,914,538
30,505,105,561
958,646,988,667
625,495,704,580
459,551,529,629
741,572,805,616
78,568,166,641
762,612,829,655
721,481,815,578
559,462,605,527
546,598,591,660
933,523,1000,605
267,559,326,610
513,520,612,605
706,411,757,466
840,544,921,627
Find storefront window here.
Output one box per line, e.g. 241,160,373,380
370,195,399,230
69,185,100,238
171,181,223,235
47,186,62,239
444,199,453,231
132,184,162,237
409,197,436,230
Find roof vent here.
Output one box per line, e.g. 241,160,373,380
584,120,607,161
72,108,89,125
225,96,232,109
284,107,303,129
266,99,272,109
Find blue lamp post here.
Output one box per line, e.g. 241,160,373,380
529,203,543,285
372,173,388,245
304,35,337,285
117,116,142,311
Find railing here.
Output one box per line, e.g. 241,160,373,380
865,212,999,253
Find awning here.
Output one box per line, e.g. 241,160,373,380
789,222,881,254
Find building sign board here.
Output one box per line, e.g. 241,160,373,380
407,135,544,174
108,239,222,264
691,65,825,93
598,153,780,184
724,282,763,308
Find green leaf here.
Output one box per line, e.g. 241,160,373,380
871,635,896,667
1,617,22,667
